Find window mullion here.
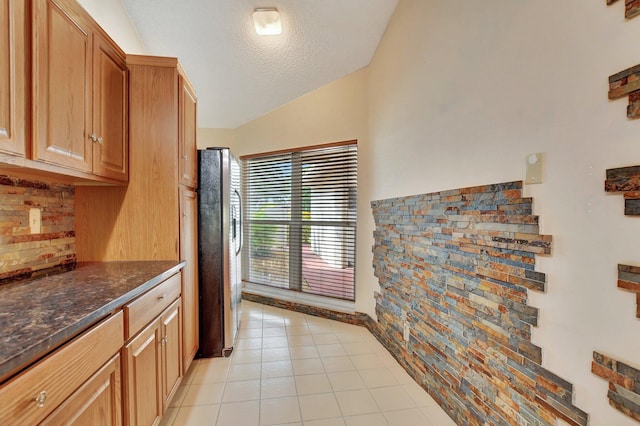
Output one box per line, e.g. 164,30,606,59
289,152,302,291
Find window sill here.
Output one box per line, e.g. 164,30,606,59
242,282,356,314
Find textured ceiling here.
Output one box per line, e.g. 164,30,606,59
121,0,399,129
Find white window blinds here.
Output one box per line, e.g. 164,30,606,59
242,142,357,301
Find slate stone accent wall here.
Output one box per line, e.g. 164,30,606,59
371,181,588,426
617,264,640,318
592,352,640,422
0,175,75,282
608,64,640,120
604,165,640,215
607,0,640,20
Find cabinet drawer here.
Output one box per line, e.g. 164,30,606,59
124,273,181,339
0,311,124,425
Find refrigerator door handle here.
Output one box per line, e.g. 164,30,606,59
234,188,243,255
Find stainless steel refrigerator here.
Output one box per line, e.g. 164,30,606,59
197,148,242,357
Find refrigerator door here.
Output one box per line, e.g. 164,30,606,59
197,149,224,357
197,148,241,358
227,154,242,352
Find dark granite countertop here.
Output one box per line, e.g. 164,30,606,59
0,261,185,383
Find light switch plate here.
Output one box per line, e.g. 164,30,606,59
525,153,544,185
29,208,41,234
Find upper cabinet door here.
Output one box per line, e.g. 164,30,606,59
33,0,93,172
92,33,128,181
179,76,197,188
0,0,27,156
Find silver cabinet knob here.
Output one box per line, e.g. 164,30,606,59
35,391,47,408
89,134,103,144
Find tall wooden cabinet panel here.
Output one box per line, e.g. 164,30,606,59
76,55,199,374
0,0,27,156
76,59,179,261
179,76,197,188
180,187,198,373
32,0,128,181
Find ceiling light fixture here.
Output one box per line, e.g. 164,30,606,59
252,8,282,35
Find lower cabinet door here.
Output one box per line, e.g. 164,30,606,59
180,187,198,374
124,319,163,426
41,354,122,426
161,298,183,411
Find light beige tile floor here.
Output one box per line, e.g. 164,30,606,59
161,301,456,426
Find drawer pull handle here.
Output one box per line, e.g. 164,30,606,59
158,295,165,301
161,337,166,346
35,391,47,408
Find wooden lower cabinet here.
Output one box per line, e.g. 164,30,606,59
41,354,122,426
0,312,124,425
124,318,162,426
124,298,183,426
0,274,185,426
161,300,182,411
180,186,198,373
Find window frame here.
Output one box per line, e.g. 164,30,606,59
241,140,358,302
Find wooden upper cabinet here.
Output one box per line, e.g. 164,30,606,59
33,0,92,172
92,33,128,181
0,0,27,156
32,0,128,181
179,75,197,188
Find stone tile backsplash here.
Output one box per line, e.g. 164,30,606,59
0,175,75,281
371,181,588,425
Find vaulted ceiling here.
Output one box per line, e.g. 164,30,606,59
121,0,399,129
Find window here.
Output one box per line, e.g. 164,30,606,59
242,141,357,301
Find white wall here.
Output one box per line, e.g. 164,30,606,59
76,0,146,54
198,128,237,150
230,68,369,156
366,0,640,424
